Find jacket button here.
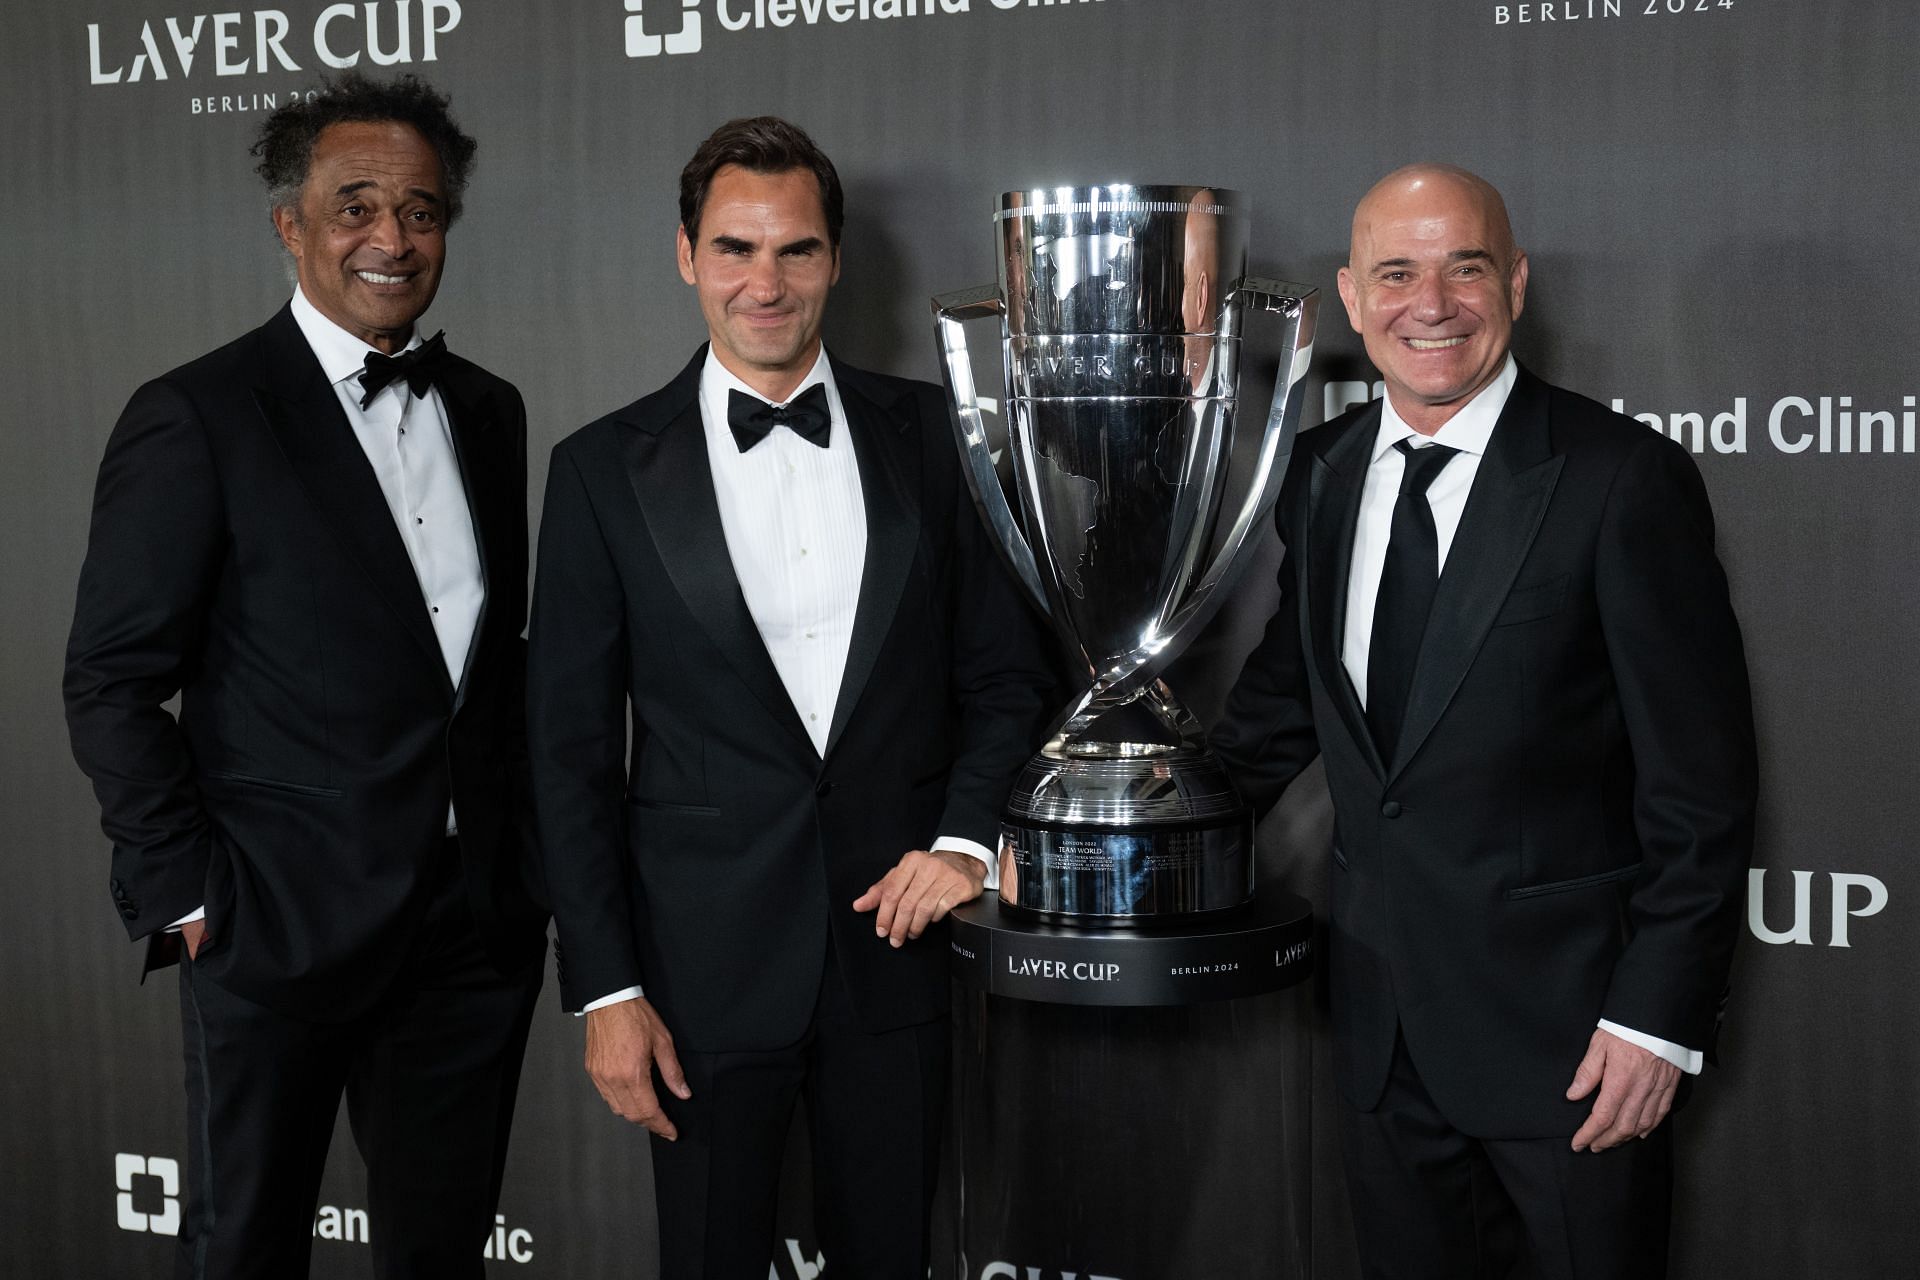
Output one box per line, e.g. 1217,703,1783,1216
1380,801,1402,819
816,780,833,798
110,878,123,891
119,903,139,919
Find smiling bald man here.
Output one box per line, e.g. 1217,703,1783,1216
1214,164,1758,1278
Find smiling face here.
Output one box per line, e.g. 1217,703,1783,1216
1336,166,1528,433
677,164,840,402
272,120,447,354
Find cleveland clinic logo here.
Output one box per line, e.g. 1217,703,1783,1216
1326,381,1919,460
111,1162,536,1265
115,1154,181,1236
626,0,703,54
622,0,1110,60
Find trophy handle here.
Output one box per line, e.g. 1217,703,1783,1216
1155,276,1319,655
1068,277,1319,730
932,285,1051,619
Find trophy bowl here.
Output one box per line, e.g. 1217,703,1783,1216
935,185,1316,925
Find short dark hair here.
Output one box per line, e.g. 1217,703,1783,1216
252,72,477,226
679,116,844,249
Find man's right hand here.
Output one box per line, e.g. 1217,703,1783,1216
584,997,691,1140
180,919,210,960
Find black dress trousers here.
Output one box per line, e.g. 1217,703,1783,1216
175,841,543,1280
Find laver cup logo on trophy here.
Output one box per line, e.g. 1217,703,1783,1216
934,185,1317,924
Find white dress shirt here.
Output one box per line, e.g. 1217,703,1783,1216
1340,357,1512,704
1339,357,1700,1075
290,287,485,698
168,291,483,933
582,348,992,1013
700,348,868,756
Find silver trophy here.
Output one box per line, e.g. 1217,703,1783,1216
934,185,1317,924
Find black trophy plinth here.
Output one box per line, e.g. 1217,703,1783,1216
949,890,1316,1279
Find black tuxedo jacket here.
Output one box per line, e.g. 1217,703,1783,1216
527,348,1054,1052
1216,366,1757,1138
64,305,547,1021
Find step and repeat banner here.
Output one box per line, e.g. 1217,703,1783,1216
2,1,1912,1276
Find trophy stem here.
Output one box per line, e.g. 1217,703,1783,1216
1044,679,1204,761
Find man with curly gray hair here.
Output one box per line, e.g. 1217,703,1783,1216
65,72,546,1279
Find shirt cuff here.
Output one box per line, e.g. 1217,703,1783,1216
1597,1019,1703,1075
932,835,997,892
578,986,645,1017
166,907,207,932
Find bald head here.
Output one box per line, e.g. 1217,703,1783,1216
1336,163,1529,433
1350,164,1519,272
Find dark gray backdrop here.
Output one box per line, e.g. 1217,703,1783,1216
4,1,1912,1276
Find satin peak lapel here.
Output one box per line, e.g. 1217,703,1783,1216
1391,371,1562,779
1306,409,1383,776
621,390,815,755
437,364,502,708
823,368,919,759
252,309,449,688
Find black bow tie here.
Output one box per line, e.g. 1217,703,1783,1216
358,331,451,408
727,384,832,452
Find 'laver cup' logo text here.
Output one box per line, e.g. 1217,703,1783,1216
1007,956,1121,981
88,3,464,84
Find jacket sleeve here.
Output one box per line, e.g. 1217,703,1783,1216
526,440,643,1010
926,388,1061,850
1212,462,1323,820
63,378,226,939
498,386,545,912
1593,432,1758,1053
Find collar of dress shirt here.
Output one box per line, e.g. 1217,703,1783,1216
697,345,842,445
289,286,425,391
1371,354,1518,464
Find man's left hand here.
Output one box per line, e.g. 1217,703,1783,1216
1565,1027,1681,1152
853,849,987,947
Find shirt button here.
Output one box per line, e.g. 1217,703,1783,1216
415,516,424,525
1381,801,1402,819
805,630,815,639
799,548,809,556
431,606,440,614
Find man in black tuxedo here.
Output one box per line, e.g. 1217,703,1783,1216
1215,165,1757,1278
64,74,545,1278
527,117,1052,1278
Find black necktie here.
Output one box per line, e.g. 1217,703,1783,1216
727,384,832,452
358,331,451,409
1366,439,1460,763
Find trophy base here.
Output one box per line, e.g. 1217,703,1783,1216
1000,680,1256,925
997,813,1255,926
